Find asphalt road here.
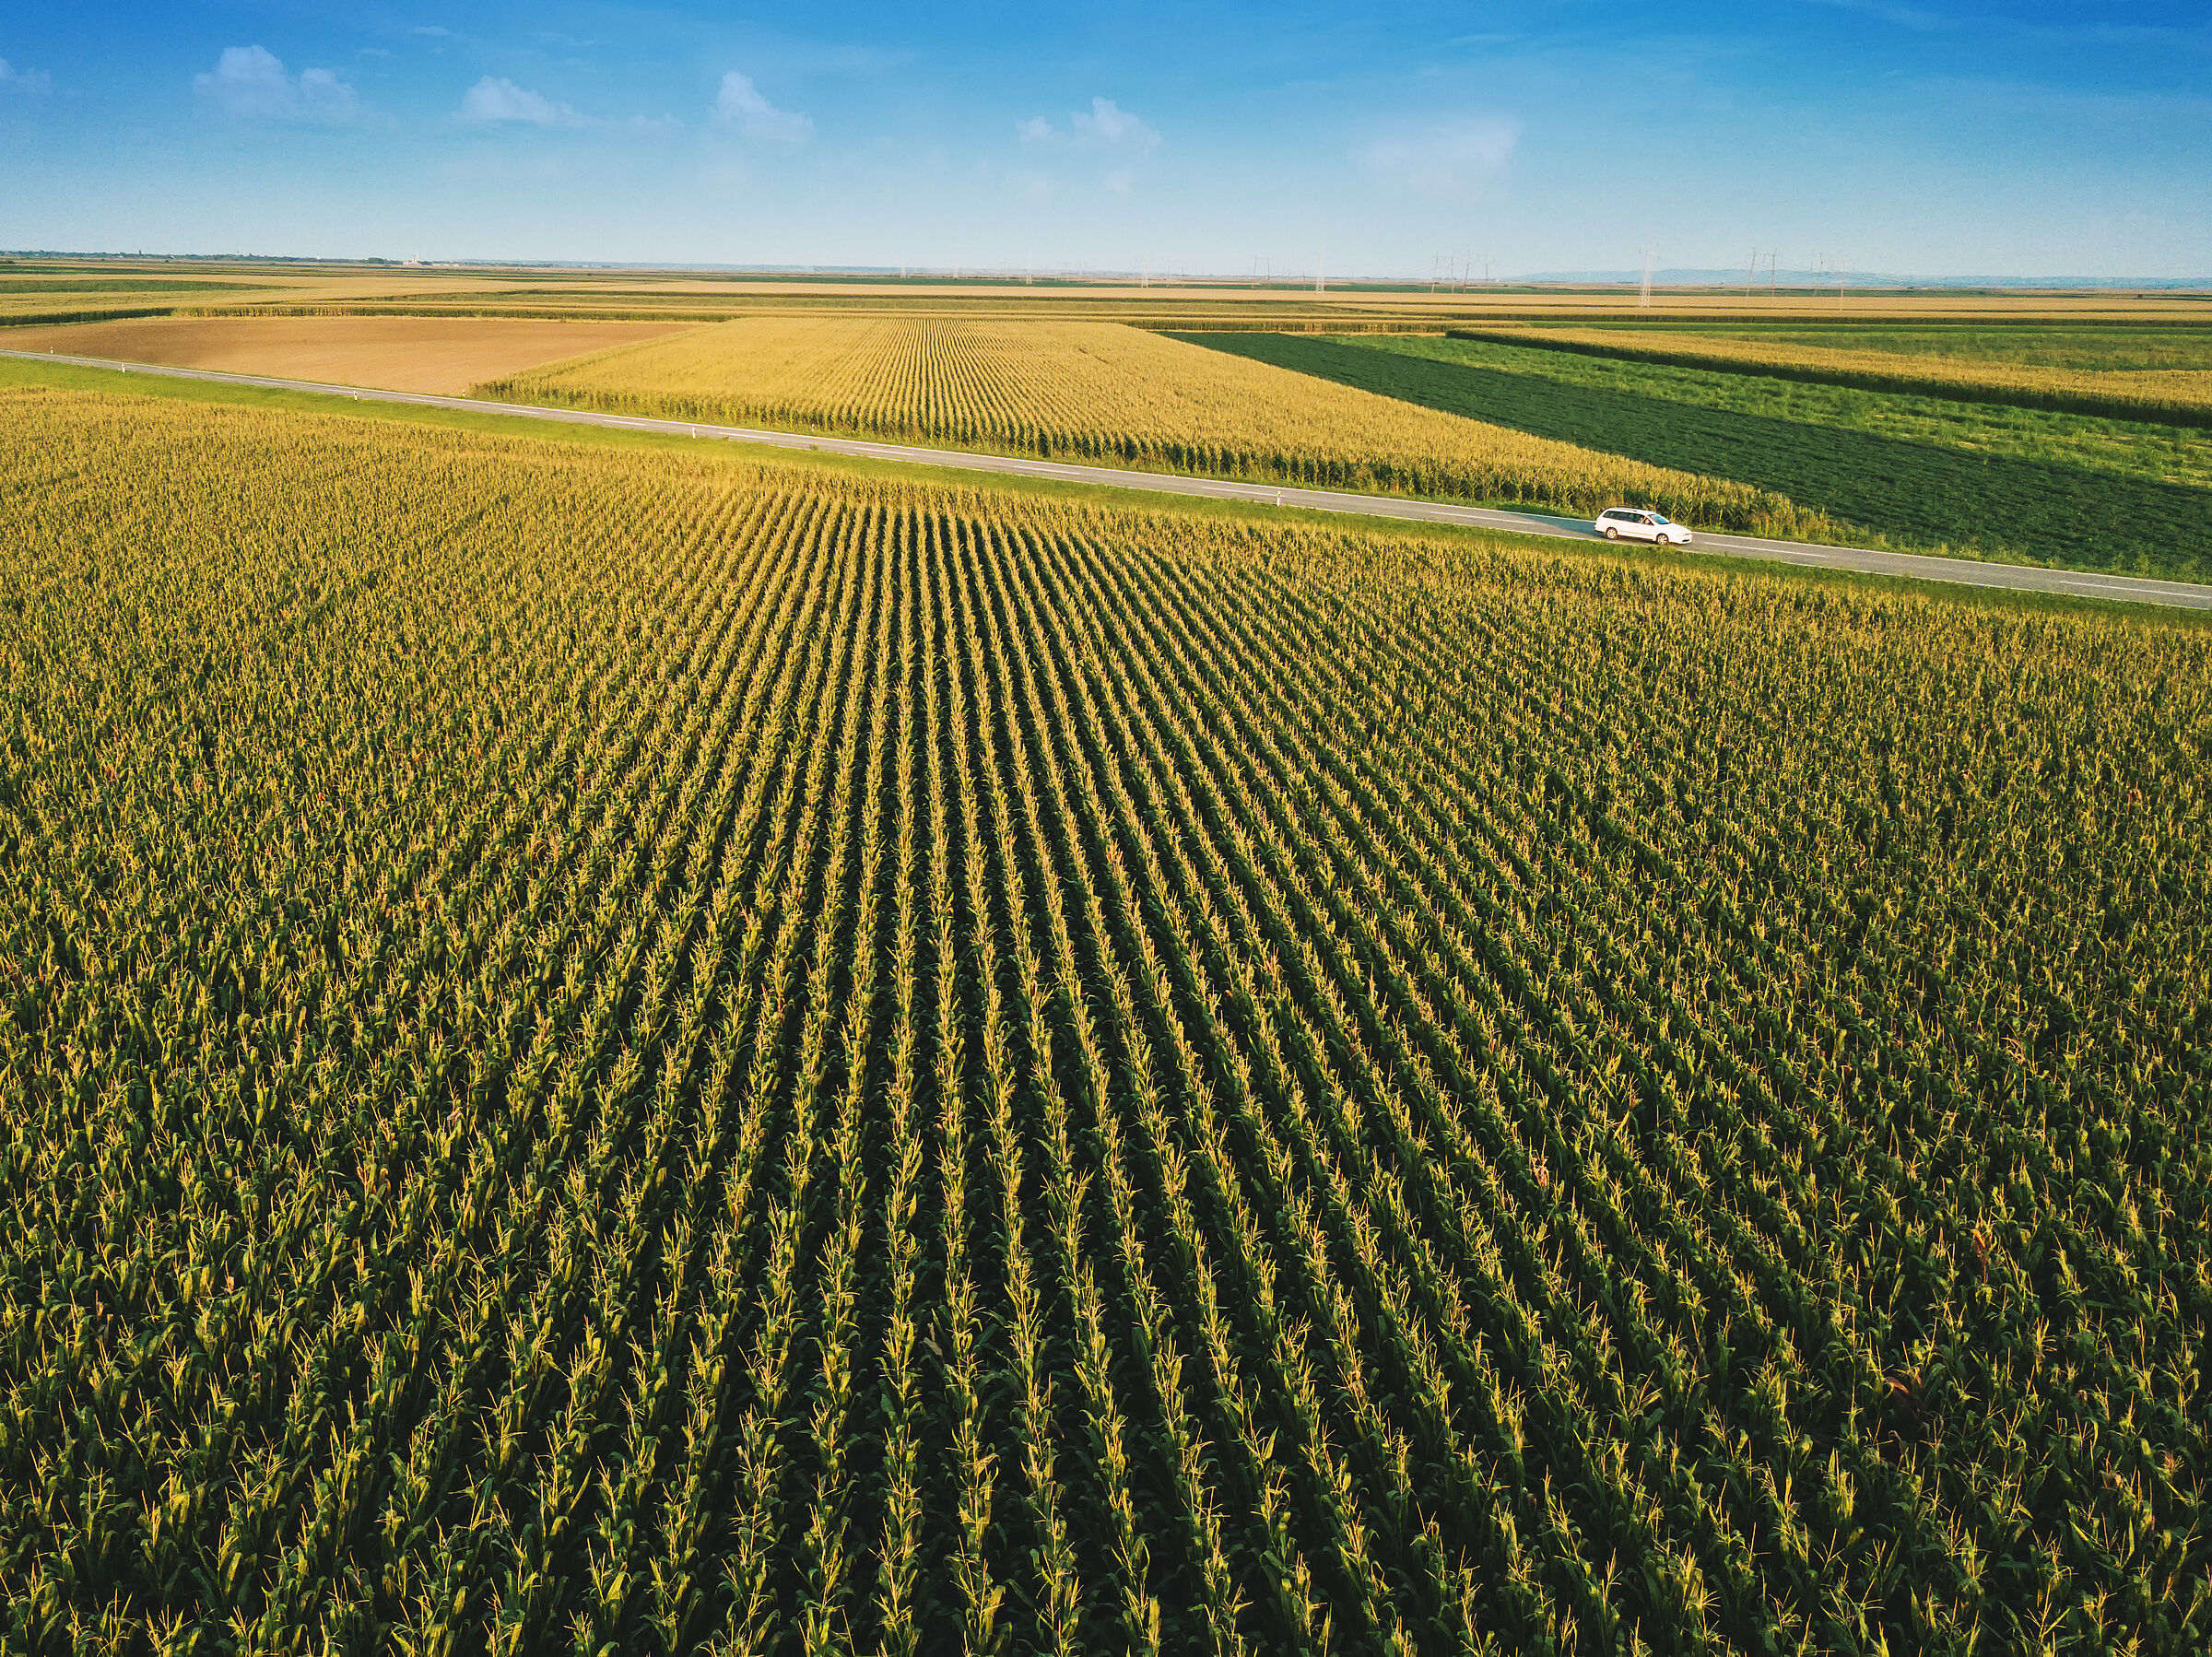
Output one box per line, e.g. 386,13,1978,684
12,347,2209,612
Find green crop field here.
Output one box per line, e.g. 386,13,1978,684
1437,324,2212,429
1183,332,2212,582
3,383,2209,1655
1342,334,2212,491
1520,322,2212,376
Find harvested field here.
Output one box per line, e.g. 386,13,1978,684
6,314,698,395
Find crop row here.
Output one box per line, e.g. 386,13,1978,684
1,386,2206,1654
475,316,1828,535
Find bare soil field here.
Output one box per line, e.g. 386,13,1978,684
6,314,697,394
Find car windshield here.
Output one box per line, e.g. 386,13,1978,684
1650,513,1671,524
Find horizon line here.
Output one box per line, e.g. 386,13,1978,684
6,250,2211,291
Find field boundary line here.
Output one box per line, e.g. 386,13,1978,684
7,347,2208,612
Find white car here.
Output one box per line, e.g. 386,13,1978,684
1594,507,1692,546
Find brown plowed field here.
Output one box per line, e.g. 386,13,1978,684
6,314,696,394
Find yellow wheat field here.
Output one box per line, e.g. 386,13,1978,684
477,316,1827,533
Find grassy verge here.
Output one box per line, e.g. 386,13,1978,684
5,352,2205,628
1181,332,2212,583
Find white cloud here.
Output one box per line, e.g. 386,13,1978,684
1803,0,1949,30
1355,116,1520,199
1021,97,1160,154
1070,97,1158,152
453,76,678,134
715,71,811,142
1015,98,1159,195
460,75,576,126
0,57,50,92
195,46,358,122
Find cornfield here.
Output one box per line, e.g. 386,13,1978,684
477,317,1826,535
4,384,2209,1655
1448,326,2212,429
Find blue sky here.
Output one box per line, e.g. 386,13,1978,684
2,2,2206,276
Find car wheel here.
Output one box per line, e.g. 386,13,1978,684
1604,527,1618,540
